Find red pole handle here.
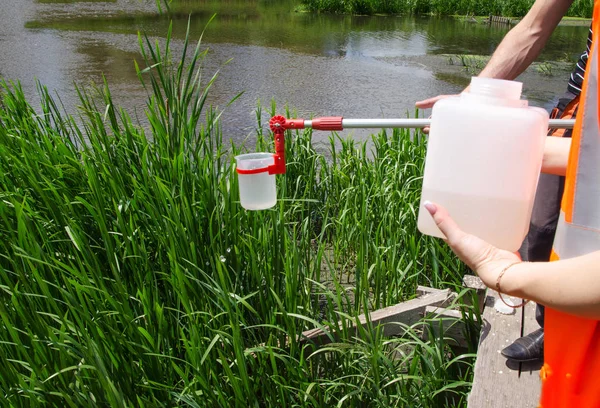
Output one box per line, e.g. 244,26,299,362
310,116,343,131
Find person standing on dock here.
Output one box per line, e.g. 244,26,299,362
416,0,591,363
423,1,600,405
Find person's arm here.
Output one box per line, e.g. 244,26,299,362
477,0,574,80
542,136,571,176
423,202,600,319
500,252,600,319
416,0,574,110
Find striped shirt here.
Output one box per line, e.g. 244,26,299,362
567,26,593,96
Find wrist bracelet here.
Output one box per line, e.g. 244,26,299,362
495,261,529,309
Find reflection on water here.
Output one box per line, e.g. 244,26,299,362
0,0,589,144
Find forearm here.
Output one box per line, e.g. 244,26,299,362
541,136,571,176
478,26,546,80
477,0,572,81
502,251,600,319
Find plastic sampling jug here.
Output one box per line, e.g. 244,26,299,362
417,77,549,251
235,153,277,210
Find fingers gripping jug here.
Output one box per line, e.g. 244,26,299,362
417,77,549,251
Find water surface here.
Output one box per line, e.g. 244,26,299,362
0,0,589,143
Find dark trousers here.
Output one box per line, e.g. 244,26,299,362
518,92,578,328
518,172,565,326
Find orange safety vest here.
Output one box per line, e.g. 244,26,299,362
540,2,600,407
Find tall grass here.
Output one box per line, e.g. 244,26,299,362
301,0,593,18
0,19,478,407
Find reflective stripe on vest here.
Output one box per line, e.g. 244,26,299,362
553,212,600,259
553,8,600,258
569,33,600,232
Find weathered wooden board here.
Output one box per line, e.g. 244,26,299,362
462,275,487,313
423,306,468,349
299,289,453,346
467,291,542,408
489,15,514,25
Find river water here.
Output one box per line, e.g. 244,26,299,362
0,0,589,144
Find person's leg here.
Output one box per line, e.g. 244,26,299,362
536,303,544,327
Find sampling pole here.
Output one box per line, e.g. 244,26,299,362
270,116,575,131
265,116,575,176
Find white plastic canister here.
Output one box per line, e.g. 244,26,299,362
417,77,549,251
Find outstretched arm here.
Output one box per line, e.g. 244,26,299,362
477,0,574,81
416,0,574,110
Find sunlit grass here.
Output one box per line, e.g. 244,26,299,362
0,18,478,407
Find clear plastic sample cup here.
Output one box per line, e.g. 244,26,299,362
235,153,277,210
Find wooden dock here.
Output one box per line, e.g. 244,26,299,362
488,15,516,25
467,290,542,407
299,286,456,347
296,276,543,407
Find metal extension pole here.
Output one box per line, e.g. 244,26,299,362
303,118,575,130
274,116,576,132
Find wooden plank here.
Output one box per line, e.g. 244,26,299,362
467,290,540,408
299,289,452,347
489,15,512,25
462,275,487,313
423,306,468,349
416,285,447,296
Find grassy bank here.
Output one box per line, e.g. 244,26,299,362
0,22,479,407
300,0,592,18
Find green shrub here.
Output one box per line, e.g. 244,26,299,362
303,0,592,17
350,0,375,14
501,0,535,17
567,0,594,17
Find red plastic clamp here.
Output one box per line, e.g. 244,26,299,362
311,116,343,131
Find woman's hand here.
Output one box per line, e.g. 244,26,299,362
423,201,521,289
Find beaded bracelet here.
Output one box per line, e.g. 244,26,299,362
495,261,529,309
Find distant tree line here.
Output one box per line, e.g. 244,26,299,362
301,0,592,18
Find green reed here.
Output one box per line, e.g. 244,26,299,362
0,19,478,407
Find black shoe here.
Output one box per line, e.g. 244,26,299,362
501,328,544,362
